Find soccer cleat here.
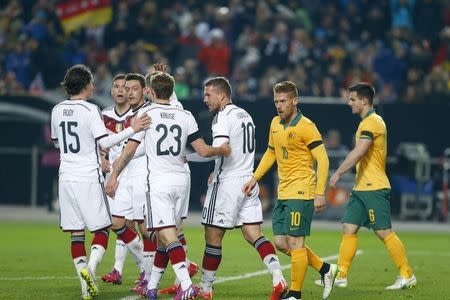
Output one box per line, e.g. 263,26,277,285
80,268,99,297
80,292,93,300
131,279,148,296
159,284,180,295
197,282,213,299
101,268,122,285
322,263,338,299
188,261,199,278
270,279,288,300
385,275,417,290
146,288,158,299
281,291,301,300
315,275,347,288
135,270,145,284
174,284,199,300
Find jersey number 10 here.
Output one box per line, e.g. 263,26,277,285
241,122,255,154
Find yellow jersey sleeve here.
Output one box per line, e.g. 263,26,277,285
302,121,324,150
311,144,329,195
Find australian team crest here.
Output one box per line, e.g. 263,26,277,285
116,122,123,132
288,132,296,139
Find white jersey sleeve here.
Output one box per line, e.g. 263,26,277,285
90,106,108,139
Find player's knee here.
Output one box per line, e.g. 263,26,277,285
112,217,126,229
375,229,392,240
274,240,289,253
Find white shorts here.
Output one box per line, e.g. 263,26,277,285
181,175,191,219
146,179,189,230
112,175,147,221
59,181,112,232
201,176,263,229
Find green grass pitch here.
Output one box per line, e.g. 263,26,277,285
1,221,449,299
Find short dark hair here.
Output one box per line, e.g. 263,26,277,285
204,77,232,98
150,73,175,100
112,73,125,83
273,81,298,98
125,73,145,88
348,82,375,105
61,64,93,96
144,71,162,87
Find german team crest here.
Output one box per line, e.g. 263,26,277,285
116,122,123,132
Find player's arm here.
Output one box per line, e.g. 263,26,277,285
310,142,329,212
100,148,110,173
242,146,276,196
191,136,230,157
105,140,140,197
97,114,150,149
329,137,372,187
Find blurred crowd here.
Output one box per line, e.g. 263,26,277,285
1,0,449,103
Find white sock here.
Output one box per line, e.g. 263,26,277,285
88,245,106,277
143,251,155,281
147,265,165,290
126,236,144,272
172,261,192,290
201,269,216,285
263,254,283,285
113,239,128,274
73,256,88,294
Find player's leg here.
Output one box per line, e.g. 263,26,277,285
110,180,143,273
365,189,416,290
239,179,287,299
59,181,90,298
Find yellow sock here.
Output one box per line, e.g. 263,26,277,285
282,248,291,256
305,245,323,272
338,233,358,278
383,232,414,278
290,248,308,292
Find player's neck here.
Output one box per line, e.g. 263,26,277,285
154,98,170,105
115,103,130,115
285,110,298,124
69,93,88,101
220,100,232,110
359,106,373,119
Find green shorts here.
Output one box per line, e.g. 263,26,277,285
342,189,392,230
272,199,314,236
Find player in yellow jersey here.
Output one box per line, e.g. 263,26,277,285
327,82,417,290
244,81,337,300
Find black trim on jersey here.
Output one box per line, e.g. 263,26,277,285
206,182,219,224
52,102,91,112
145,192,153,229
128,138,141,144
307,140,323,150
95,134,108,141
213,135,229,139
360,130,374,140
145,153,150,192
226,107,240,116
187,130,202,144
51,138,57,141
94,140,103,184
220,103,234,111
101,183,112,223
114,106,131,117
95,106,104,120
131,101,148,113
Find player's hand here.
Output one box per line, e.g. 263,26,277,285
153,63,167,73
329,173,340,188
219,142,231,157
131,114,151,132
105,176,119,198
314,194,326,213
242,176,257,196
207,172,214,185
101,157,111,173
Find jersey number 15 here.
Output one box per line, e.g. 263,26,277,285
59,121,80,153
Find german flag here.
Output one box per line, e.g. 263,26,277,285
56,0,112,35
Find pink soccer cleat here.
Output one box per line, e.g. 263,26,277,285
101,268,122,285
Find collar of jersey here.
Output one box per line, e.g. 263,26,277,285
279,109,302,128
363,108,375,119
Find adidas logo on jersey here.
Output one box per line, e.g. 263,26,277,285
158,220,164,225
218,219,224,224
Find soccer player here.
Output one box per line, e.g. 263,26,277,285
326,82,417,290
105,72,230,300
195,77,287,300
50,64,150,299
243,81,337,300
107,73,157,287
100,73,136,285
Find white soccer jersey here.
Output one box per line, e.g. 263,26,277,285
211,104,255,180
102,106,133,163
130,103,200,185
51,100,107,182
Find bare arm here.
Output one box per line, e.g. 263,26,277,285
191,138,230,157
329,138,372,187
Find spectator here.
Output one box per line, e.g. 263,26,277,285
198,28,231,76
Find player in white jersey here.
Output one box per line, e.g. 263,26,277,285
50,64,150,300
106,73,230,300
193,77,287,299
100,74,141,285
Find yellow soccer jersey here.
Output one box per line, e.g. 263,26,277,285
255,112,325,200
354,110,391,191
